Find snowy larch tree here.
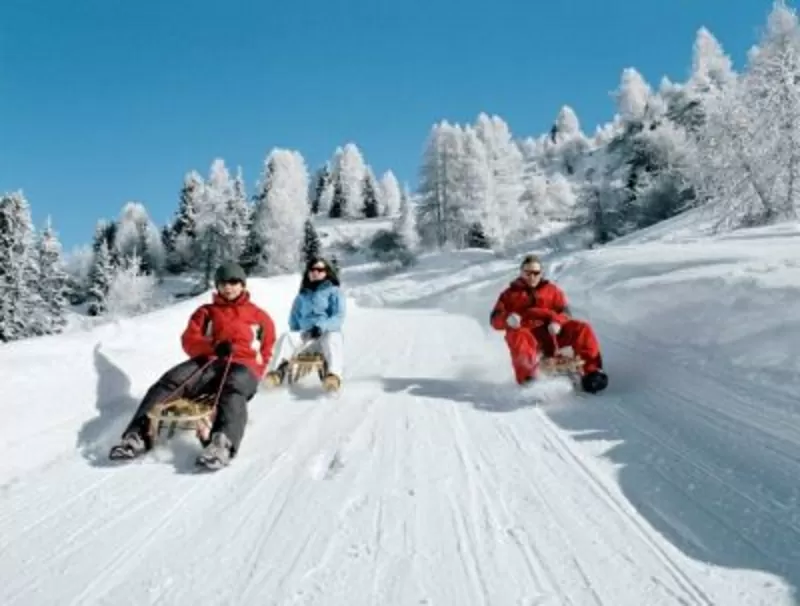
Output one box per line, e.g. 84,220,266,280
0,192,43,341
615,68,653,125
475,113,525,250
35,217,69,334
416,121,467,248
247,148,310,275
379,170,401,216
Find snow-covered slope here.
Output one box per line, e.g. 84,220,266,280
1,225,799,605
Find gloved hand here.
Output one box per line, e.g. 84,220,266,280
506,313,522,329
214,340,233,357
548,322,561,335
308,326,322,339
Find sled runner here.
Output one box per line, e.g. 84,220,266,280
146,394,216,443
263,338,339,392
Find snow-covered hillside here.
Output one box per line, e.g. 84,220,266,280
1,224,799,605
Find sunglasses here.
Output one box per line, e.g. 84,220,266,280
522,269,542,276
309,266,327,273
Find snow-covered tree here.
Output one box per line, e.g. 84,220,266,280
302,218,322,263
615,68,653,125
246,148,309,274
362,167,381,218
475,113,526,249
87,239,114,315
114,201,164,274
227,166,251,262
104,251,157,318
166,170,203,273
379,170,402,216
692,1,800,230
194,158,240,283
310,165,331,215
330,143,366,219
395,185,419,252
0,192,43,341
416,121,466,247
35,217,69,334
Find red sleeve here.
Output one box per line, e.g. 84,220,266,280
490,289,510,330
258,309,277,369
549,284,570,325
181,305,215,358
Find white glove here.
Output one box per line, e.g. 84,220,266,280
506,313,522,329
548,322,561,335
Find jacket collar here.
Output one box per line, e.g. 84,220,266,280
212,290,251,306
510,277,549,291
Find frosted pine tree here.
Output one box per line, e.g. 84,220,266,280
0,192,43,341
104,250,156,317
362,167,381,218
394,185,419,252
247,148,309,274
379,170,401,216
87,239,114,315
310,165,331,215
331,143,366,219
195,158,237,283
114,201,164,274
302,219,322,264
166,170,203,273
227,166,251,261
35,217,69,334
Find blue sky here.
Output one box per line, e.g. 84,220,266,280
1,0,775,249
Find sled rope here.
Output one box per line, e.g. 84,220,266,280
210,354,234,412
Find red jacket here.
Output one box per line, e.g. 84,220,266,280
490,278,571,331
181,290,276,378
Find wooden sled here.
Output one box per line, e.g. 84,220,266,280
537,350,585,389
146,394,216,443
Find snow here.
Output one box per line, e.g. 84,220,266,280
1,224,799,605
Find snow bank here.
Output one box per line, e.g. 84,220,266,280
551,222,800,383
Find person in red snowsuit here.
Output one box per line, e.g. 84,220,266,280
108,262,277,468
490,254,608,393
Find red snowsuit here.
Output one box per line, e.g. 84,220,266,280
181,291,276,378
490,277,602,383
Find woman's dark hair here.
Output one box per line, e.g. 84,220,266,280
299,256,340,291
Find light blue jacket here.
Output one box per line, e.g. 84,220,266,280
289,280,346,333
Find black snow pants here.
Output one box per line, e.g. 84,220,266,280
123,356,259,455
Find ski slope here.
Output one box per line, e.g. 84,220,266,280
2,224,799,605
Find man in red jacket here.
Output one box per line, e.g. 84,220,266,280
490,254,608,393
108,262,276,469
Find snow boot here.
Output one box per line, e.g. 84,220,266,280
108,432,148,461
263,360,288,387
581,370,608,394
322,373,341,392
195,432,233,470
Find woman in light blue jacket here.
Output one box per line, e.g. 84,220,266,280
265,256,346,391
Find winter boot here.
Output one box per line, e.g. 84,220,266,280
581,370,608,394
322,373,341,392
196,432,233,470
263,360,289,387
108,432,148,461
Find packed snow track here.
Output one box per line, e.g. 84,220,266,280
0,253,798,605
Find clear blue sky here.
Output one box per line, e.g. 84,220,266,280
1,0,774,250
